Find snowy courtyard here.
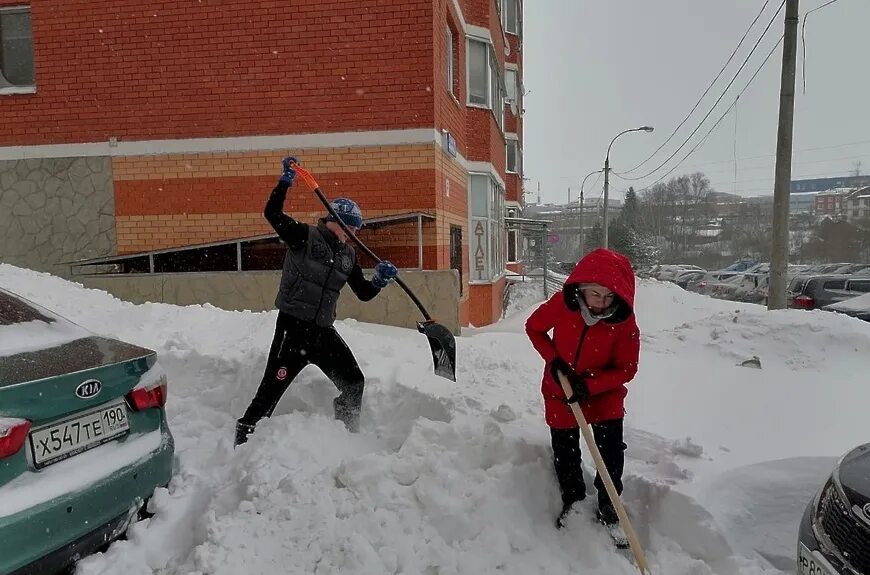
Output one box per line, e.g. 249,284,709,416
2,263,869,575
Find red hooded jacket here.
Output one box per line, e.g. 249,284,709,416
525,249,640,428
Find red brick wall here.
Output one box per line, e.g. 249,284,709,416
434,0,468,157
469,276,505,326
0,0,435,145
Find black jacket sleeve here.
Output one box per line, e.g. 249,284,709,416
347,263,381,302
264,181,308,250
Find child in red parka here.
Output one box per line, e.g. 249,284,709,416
525,248,640,529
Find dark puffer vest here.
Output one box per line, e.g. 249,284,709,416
275,222,356,327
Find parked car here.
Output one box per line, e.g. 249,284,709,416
794,263,853,278
671,269,708,289
0,288,175,574
823,292,870,322
788,275,870,310
650,264,703,282
797,443,870,575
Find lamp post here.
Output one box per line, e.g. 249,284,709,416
579,169,602,258
603,126,654,248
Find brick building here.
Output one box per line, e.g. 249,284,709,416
0,0,524,327
814,188,852,218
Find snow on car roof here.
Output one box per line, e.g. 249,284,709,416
0,289,92,358
826,291,870,312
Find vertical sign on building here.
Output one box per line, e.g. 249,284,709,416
472,219,488,280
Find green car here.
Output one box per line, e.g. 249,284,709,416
0,288,174,574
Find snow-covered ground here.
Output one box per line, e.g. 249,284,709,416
2,263,869,575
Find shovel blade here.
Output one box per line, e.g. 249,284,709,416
417,320,456,381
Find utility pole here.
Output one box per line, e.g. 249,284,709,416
768,0,799,310
579,188,585,259
603,156,611,249
603,127,654,249
579,169,601,259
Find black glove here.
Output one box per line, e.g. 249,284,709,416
550,357,590,404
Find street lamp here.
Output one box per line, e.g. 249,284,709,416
603,126,654,248
579,169,602,258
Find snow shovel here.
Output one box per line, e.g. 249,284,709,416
555,372,650,574
290,162,457,382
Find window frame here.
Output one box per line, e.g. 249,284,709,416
466,36,505,131
503,0,519,35
506,139,520,174
469,172,507,283
445,26,455,97
0,5,35,91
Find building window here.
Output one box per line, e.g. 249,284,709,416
0,6,34,88
505,68,517,103
503,0,519,35
468,39,488,106
490,50,504,129
445,26,455,96
508,230,519,264
506,140,519,173
470,173,506,282
467,37,505,129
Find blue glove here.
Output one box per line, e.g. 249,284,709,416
372,261,398,288
280,156,299,186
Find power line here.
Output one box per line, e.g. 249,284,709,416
693,153,870,177
618,0,771,175
627,34,785,190
672,140,870,170
616,0,786,182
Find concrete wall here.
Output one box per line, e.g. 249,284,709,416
80,269,461,334
0,157,115,277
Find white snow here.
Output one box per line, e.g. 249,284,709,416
0,297,91,358
1,264,869,574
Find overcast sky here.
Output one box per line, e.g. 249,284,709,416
523,0,870,206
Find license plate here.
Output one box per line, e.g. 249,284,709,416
798,543,836,575
29,399,129,468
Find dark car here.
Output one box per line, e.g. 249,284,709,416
823,292,870,322
798,443,870,575
787,275,870,310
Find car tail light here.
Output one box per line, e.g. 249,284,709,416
0,418,31,459
793,295,815,310
127,363,168,411
698,281,706,288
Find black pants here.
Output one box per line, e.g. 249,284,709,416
550,419,626,510
240,312,365,431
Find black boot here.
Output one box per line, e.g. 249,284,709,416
234,420,256,447
555,494,586,529
596,502,619,526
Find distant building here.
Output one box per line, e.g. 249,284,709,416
815,188,853,218
791,175,870,193
790,192,819,215
844,187,870,222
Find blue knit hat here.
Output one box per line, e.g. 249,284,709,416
327,198,363,229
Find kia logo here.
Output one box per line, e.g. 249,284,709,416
75,379,102,399
864,503,870,519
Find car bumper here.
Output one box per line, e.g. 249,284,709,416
0,420,174,575
797,491,857,575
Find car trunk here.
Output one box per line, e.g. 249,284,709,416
0,336,155,423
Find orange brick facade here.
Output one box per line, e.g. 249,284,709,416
0,0,523,327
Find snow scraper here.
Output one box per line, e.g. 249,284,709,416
291,162,457,382
556,371,651,574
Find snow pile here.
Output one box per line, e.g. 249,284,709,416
1,264,868,574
